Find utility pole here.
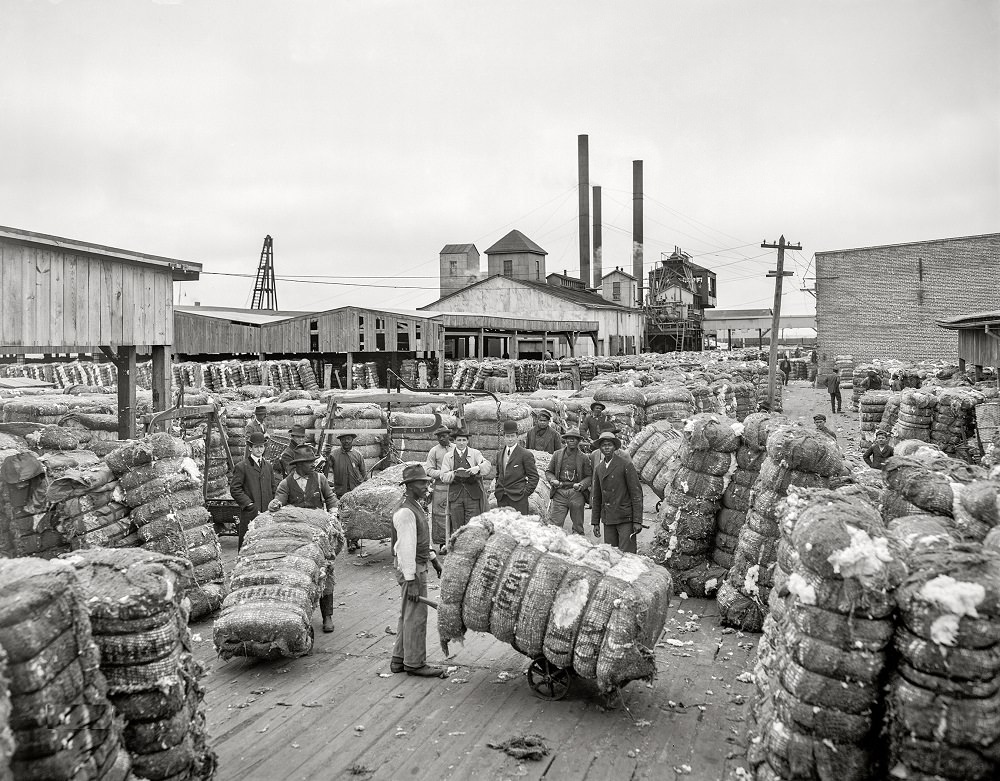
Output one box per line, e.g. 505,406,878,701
763,235,801,408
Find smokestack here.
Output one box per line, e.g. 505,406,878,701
578,135,591,285
592,185,602,289
632,160,643,306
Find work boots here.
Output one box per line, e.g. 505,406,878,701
319,594,335,633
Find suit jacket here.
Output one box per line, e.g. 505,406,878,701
229,457,276,512
591,453,643,527
440,446,492,512
494,444,539,503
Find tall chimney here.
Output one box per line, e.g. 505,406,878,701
632,160,643,306
592,185,602,289
578,135,591,285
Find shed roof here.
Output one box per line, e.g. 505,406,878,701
936,310,1000,329
484,230,546,256
421,274,633,312
0,225,202,281
816,232,1000,257
440,244,478,254
602,268,636,281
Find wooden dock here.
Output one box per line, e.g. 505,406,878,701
191,487,757,781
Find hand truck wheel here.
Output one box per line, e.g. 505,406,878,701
527,656,571,701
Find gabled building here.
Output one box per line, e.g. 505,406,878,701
439,243,481,299
601,267,638,308
645,247,718,351
485,229,547,282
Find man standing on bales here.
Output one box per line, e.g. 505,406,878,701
591,431,643,554
494,420,539,514
390,464,446,678
229,431,275,551
440,429,491,537
423,426,453,553
525,409,563,454
863,429,894,469
545,427,592,535
269,447,339,633
326,432,367,552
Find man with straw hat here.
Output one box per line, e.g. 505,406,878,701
423,425,454,553
269,446,339,633
591,431,643,554
545,427,592,535
390,464,446,678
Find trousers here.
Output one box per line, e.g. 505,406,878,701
497,494,529,514
829,390,842,412
448,492,480,532
392,566,428,670
602,521,637,554
549,488,585,534
431,484,449,546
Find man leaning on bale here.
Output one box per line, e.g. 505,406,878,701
390,464,446,678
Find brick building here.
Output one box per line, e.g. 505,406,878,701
815,233,1000,367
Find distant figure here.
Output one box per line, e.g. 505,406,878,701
823,372,843,413
865,370,883,391
583,401,609,450
277,424,310,479
229,432,275,551
326,432,367,552
525,409,563,454
244,405,268,460
863,430,894,470
590,432,643,554
813,414,838,443
423,426,453,553
890,373,903,392
779,356,791,385
545,428,592,535
494,421,539,514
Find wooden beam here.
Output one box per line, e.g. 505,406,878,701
346,352,353,390
116,345,137,440
151,345,170,413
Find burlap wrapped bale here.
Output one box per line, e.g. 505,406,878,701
337,461,422,541
439,508,672,693
0,557,133,781
0,643,12,780
59,548,215,781
214,507,344,660
887,547,1000,780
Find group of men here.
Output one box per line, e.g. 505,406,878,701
228,404,372,635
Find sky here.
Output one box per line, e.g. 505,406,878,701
2,0,997,320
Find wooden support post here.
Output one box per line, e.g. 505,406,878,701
959,358,966,373
511,330,519,359
757,329,763,350
151,345,170,413
975,364,984,382
543,330,549,358
101,346,137,440
346,352,354,390
727,329,732,351
478,328,485,358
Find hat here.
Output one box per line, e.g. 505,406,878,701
433,425,451,436
336,432,357,441
248,432,267,446
595,431,621,449
813,414,827,422
401,464,433,484
502,421,519,435
254,405,267,413
289,447,318,465
454,429,470,439
289,424,307,437
562,427,583,441
590,401,606,412
536,409,552,421
875,428,890,438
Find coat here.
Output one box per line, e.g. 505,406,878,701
494,444,539,504
591,453,643,528
525,425,563,454
229,457,276,512
440,446,492,512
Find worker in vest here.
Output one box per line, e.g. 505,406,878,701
390,464,446,678
525,409,563,454
423,426,453,553
269,447,339,633
544,427,592,534
440,429,491,533
326,432,367,552
243,405,268,460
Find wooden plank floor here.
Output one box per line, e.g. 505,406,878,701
191,505,757,781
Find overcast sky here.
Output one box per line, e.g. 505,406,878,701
2,0,997,318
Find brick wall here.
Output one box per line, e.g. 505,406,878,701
815,234,1000,371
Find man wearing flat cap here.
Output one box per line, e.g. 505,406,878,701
277,423,311,480
813,414,838,444
545,427,592,535
494,420,538,514
423,425,454,551
243,404,268,459
591,431,643,554
440,429,491,534
229,431,276,551
525,409,563,454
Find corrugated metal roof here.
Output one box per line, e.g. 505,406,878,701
440,244,477,254
0,225,202,281
936,310,1000,329
175,306,303,325
484,230,546,256
421,275,634,312
816,232,1000,256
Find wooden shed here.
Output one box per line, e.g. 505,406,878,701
937,309,1000,380
0,225,201,436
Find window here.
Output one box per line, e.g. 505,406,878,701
535,261,540,280
376,333,386,351
358,315,365,350
309,319,318,331
503,259,513,277
397,322,410,352
612,281,621,301
449,260,458,276
375,317,384,330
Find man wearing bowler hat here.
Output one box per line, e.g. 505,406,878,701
525,409,563,454
423,425,454,551
269,446,339,632
583,401,609,450
244,404,268,460
229,431,275,550
545,427,592,535
390,464,446,678
494,420,538,514
591,431,643,554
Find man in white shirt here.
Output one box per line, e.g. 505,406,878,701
440,430,492,534
423,426,453,552
390,464,445,678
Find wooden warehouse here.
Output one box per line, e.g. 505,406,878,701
0,225,201,436
937,309,1000,381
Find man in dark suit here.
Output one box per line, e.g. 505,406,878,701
591,431,643,554
494,420,539,514
229,432,276,551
